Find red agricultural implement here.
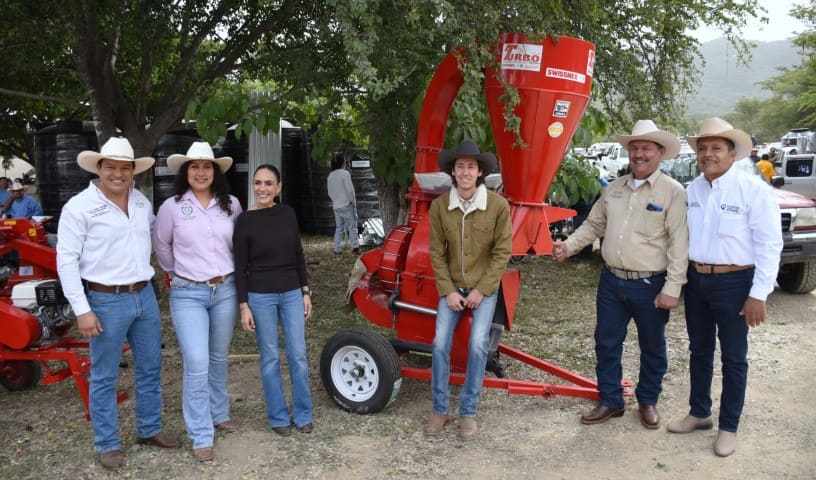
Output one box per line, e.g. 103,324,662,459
320,33,627,413
0,217,124,417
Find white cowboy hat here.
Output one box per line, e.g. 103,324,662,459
9,180,25,191
77,137,155,175
686,117,753,160
166,141,233,173
615,120,681,161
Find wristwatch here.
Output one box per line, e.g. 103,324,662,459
302,289,312,296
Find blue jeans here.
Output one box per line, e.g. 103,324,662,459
431,291,498,418
595,268,669,408
248,289,313,428
169,275,237,448
87,283,163,454
684,268,753,432
332,205,358,252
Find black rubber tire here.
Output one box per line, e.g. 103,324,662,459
777,261,816,294
0,360,43,391
320,328,402,414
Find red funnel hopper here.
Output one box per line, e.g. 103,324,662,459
485,34,595,254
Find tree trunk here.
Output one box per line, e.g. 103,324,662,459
376,175,407,234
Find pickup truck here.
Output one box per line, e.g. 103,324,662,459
772,181,816,293
779,153,816,200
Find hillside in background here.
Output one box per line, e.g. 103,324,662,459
685,37,804,118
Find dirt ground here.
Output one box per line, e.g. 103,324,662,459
1,246,814,479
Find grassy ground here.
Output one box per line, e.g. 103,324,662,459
0,235,698,479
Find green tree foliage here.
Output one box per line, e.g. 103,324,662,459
2,0,762,229
1,1,332,157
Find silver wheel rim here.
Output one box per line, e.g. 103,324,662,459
330,345,380,402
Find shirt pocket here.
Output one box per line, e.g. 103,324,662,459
718,214,747,239
469,221,493,248
638,211,665,240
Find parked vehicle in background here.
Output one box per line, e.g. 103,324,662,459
779,154,816,200
781,127,815,151
599,142,628,177
585,142,615,160
771,181,816,293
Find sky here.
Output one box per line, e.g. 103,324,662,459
691,0,808,42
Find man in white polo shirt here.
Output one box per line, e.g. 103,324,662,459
668,118,783,457
57,137,179,470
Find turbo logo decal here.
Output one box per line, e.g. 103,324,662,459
501,43,543,72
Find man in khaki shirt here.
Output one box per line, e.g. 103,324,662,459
553,120,688,429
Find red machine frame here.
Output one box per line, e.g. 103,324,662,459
0,218,126,418
322,33,631,413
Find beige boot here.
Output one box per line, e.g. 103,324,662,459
667,414,713,433
458,417,478,441
424,414,450,436
714,430,738,457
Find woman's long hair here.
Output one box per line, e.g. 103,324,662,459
173,161,233,215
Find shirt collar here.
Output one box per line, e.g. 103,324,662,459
448,184,488,212
625,168,663,189
707,164,738,188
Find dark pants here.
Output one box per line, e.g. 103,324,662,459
684,268,753,432
595,268,669,408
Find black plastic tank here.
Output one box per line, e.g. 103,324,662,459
34,121,97,218
281,128,335,235
349,152,381,222
151,130,199,212
214,128,249,211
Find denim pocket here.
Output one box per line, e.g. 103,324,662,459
87,289,119,306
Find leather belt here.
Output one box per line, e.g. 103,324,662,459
175,273,233,287
691,262,754,275
86,281,148,294
605,265,664,280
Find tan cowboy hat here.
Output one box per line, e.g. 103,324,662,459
167,141,232,173
9,180,25,191
437,139,498,174
77,137,155,175
615,120,681,161
686,117,753,160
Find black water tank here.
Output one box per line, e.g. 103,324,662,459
214,128,249,211
35,121,97,218
281,128,334,234
349,153,381,222
151,131,199,212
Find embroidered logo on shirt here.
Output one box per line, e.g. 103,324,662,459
87,205,110,218
720,203,741,214
687,201,701,208
181,204,194,217
609,189,624,199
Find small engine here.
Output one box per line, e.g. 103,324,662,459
10,280,74,345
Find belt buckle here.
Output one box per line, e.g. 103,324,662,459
205,276,221,287
127,283,139,294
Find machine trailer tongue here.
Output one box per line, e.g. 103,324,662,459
320,33,631,414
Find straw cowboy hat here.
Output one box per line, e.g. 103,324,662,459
686,117,753,160
167,141,233,173
77,137,155,175
615,120,681,161
437,139,498,174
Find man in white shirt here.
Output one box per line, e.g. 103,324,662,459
57,137,179,470
667,118,783,457
327,155,359,255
